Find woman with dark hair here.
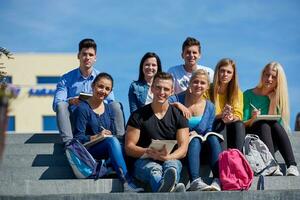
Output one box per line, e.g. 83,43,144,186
73,73,143,192
210,58,245,151
128,52,162,113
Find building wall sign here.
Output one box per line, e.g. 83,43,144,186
28,88,55,96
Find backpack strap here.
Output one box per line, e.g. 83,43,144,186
257,175,265,190
94,159,105,179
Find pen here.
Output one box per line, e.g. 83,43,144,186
250,103,258,110
100,126,106,130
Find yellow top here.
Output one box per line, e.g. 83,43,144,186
214,89,243,120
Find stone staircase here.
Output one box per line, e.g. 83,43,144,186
1,132,300,199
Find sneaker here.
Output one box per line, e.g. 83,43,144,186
123,182,144,193
157,168,177,192
171,183,186,192
272,166,283,176
188,177,211,191
286,165,299,176
210,178,221,191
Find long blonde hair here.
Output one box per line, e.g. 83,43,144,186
211,58,240,105
257,61,290,131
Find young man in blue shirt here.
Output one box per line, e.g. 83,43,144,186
53,38,123,145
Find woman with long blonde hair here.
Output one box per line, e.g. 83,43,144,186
243,61,298,176
210,58,245,151
173,69,222,191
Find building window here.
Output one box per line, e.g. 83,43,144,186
37,76,60,84
7,116,15,132
5,76,12,84
43,116,58,131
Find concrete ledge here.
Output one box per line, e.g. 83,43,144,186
4,143,64,155
0,179,123,195
1,176,300,195
1,154,69,167
0,166,75,180
1,190,300,200
5,133,61,144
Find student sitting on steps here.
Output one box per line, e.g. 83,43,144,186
73,72,143,192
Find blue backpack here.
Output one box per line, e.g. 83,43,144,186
65,139,108,179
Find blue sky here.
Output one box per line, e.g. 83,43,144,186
1,0,300,129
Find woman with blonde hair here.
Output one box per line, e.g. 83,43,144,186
243,61,298,176
210,58,245,151
173,69,222,191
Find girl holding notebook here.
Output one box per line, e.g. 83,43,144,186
243,61,299,176
173,69,222,191
73,73,143,192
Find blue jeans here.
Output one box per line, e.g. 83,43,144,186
108,101,125,141
56,101,73,144
88,137,129,182
188,135,222,181
133,159,182,192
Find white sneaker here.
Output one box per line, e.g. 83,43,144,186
286,165,299,176
210,178,221,191
171,183,186,192
188,177,211,191
272,166,283,176
123,182,144,193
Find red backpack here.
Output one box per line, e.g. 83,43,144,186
219,149,254,190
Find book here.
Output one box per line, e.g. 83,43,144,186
189,131,224,142
83,134,113,148
141,139,177,159
79,92,92,101
250,114,281,126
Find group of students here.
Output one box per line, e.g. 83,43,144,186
53,37,299,193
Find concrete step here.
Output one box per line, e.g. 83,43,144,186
0,154,69,167
1,190,300,200
5,132,300,144
4,138,300,156
0,166,75,180
3,143,64,155
0,176,299,196
0,179,122,195
5,133,61,144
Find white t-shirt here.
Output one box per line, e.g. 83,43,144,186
145,88,153,105
167,64,214,94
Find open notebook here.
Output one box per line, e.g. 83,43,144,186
141,139,177,159
250,115,280,126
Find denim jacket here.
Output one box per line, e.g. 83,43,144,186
174,92,216,135
128,80,150,113
128,80,178,113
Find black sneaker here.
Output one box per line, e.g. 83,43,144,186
157,168,177,192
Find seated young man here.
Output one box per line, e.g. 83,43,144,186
52,38,124,145
125,72,189,192
167,37,214,94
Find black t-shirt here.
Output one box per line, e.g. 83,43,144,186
127,104,188,148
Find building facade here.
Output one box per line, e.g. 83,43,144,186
6,53,77,133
